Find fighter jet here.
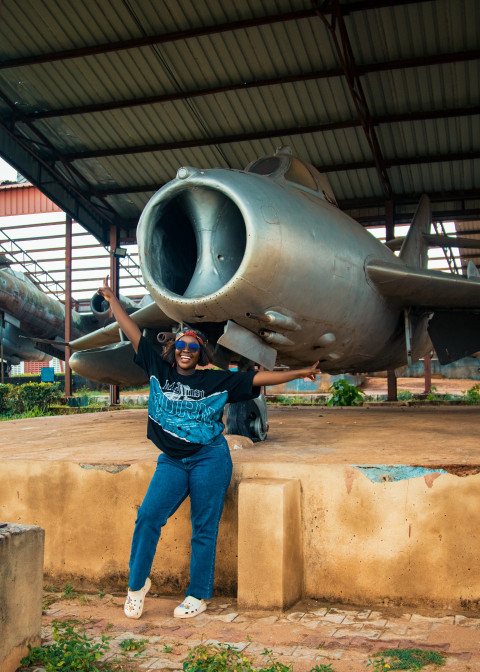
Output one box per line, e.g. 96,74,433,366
69,147,480,438
0,255,141,374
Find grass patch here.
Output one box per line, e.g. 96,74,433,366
20,618,113,671
119,637,149,652
183,641,338,672
367,648,446,670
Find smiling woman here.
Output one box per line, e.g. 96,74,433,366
96,278,319,620
160,330,210,372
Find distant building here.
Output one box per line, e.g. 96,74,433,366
10,362,24,375
24,360,52,374
19,358,63,375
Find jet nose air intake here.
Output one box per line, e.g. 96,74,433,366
147,187,246,299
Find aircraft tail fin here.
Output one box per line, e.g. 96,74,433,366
467,260,480,279
398,194,431,268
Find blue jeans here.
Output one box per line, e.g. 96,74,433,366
128,434,233,598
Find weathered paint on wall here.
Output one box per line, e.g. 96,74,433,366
0,524,44,672
354,465,447,483
379,357,480,381
267,373,363,395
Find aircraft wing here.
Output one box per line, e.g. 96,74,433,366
69,301,176,351
366,259,480,308
366,259,480,363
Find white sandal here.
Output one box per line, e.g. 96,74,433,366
173,595,207,619
124,577,151,619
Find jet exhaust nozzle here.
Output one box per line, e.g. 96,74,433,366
156,331,175,343
90,292,138,326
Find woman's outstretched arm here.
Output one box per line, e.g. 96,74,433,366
252,361,320,387
97,277,142,353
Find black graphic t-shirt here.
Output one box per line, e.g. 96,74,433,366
134,336,260,458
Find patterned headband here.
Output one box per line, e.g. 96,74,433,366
176,330,205,345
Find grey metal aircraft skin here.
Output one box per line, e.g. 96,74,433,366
69,147,480,386
0,257,139,369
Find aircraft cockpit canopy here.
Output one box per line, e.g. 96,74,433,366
246,147,338,206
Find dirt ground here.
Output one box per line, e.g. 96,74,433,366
2,377,480,466
120,376,478,397
361,376,478,396
31,591,480,672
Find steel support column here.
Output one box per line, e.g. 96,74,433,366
385,200,395,242
424,353,432,394
0,311,4,384
109,225,120,406
64,215,73,398
387,370,397,402
385,200,397,400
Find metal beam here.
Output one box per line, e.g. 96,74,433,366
0,9,316,69
314,0,392,199
340,188,480,210
0,2,430,70
62,118,363,161
22,49,480,121
318,147,480,174
94,147,480,197
62,104,478,162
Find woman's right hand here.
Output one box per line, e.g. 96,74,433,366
97,275,115,303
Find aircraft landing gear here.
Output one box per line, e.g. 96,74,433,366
226,394,269,442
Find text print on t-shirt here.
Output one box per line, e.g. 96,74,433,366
148,376,228,443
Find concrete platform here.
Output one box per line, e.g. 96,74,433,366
2,405,479,466
1,406,480,612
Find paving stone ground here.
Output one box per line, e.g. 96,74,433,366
17,594,480,672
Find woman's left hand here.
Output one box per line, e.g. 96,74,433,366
252,361,321,387
299,361,320,381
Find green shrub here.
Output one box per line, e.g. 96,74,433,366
425,385,441,401
275,394,308,406
463,383,480,404
397,390,413,400
15,382,62,413
20,618,111,671
0,383,15,414
327,379,365,406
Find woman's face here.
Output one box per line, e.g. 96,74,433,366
174,334,200,374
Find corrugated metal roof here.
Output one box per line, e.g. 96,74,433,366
0,0,478,256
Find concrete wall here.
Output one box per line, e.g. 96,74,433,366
374,356,480,381
1,456,479,610
0,523,44,672
266,372,362,395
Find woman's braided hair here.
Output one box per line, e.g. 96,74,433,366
161,328,211,367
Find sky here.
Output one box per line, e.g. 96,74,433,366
0,157,17,181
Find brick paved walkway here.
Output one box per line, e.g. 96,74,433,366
17,594,480,672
